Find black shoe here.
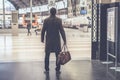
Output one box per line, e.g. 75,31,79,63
56,71,61,74
44,71,49,74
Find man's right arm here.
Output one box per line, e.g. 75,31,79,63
41,20,46,43
59,19,66,45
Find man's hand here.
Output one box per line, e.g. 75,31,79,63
41,40,44,43
64,42,66,45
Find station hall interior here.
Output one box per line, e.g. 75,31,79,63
0,0,120,80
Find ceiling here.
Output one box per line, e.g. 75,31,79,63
8,0,62,10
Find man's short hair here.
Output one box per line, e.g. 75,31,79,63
50,7,56,15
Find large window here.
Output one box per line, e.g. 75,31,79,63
18,0,68,28
0,0,16,29
0,0,15,12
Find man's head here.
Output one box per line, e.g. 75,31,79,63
50,7,56,16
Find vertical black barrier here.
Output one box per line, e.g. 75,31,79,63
106,5,118,78
115,2,120,73
100,3,120,79
117,3,120,69
91,0,98,60
96,4,100,59
106,2,120,74
99,4,110,61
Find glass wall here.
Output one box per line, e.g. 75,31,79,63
64,0,92,29
0,0,15,29
18,0,68,28
0,0,92,30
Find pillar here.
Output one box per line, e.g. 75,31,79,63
12,11,18,36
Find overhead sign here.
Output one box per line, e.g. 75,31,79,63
48,0,55,6
107,7,117,42
80,0,87,7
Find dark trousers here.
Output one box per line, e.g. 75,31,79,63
27,29,31,35
34,29,40,35
45,51,61,71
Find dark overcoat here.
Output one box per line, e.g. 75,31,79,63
41,16,66,53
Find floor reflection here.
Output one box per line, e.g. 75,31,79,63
56,73,61,80
44,72,61,80
0,60,118,80
45,73,50,80
0,29,91,62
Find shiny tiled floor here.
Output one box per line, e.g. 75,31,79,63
0,60,119,80
0,28,119,80
0,28,91,62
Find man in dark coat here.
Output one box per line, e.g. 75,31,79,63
41,7,66,74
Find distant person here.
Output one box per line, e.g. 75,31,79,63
41,7,66,74
26,21,31,36
34,24,41,35
87,16,91,28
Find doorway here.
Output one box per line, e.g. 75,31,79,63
0,0,95,62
